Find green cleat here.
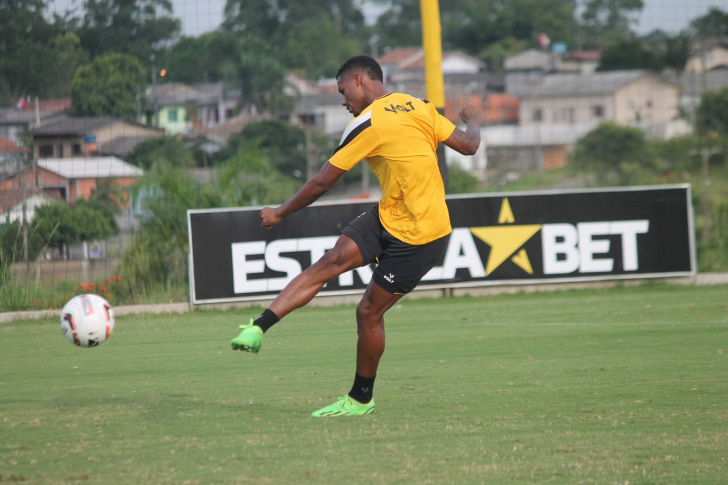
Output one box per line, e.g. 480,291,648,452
231,319,263,353
311,396,376,417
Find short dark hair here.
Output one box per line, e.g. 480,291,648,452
336,55,384,83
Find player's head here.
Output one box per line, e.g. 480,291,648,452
336,55,384,117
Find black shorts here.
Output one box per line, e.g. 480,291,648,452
341,205,450,294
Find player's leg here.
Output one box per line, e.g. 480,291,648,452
354,281,404,377
312,231,450,416
310,282,402,417
269,234,363,319
231,234,363,352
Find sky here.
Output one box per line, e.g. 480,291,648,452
48,0,728,38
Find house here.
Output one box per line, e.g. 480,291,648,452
515,70,679,131
505,49,602,97
0,157,143,204
29,116,163,159
0,139,30,166
685,46,728,73
377,47,487,92
291,92,353,137
0,107,64,145
679,70,728,115
145,82,241,135
0,187,61,224
483,123,597,175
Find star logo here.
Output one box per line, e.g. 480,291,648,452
470,198,542,276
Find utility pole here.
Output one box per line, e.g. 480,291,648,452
305,129,316,180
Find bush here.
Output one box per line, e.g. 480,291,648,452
572,122,659,185
448,164,481,194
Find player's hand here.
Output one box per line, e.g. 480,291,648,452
459,105,482,126
260,207,282,230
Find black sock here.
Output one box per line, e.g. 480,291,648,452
348,372,375,404
253,309,280,333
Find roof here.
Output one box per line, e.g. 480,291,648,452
0,108,63,126
377,47,423,66
98,136,160,156
518,70,672,99
37,157,143,179
505,49,553,71
0,187,59,212
148,82,231,107
680,71,728,97
403,51,486,70
294,92,344,111
30,116,119,136
378,47,484,72
565,51,602,62
0,139,30,154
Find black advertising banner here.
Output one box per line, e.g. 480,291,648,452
188,185,695,304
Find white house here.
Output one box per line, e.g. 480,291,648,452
0,187,60,223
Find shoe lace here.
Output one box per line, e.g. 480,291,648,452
239,318,255,329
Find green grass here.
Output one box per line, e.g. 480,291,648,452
1,284,727,484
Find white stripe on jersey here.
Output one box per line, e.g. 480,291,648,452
338,110,372,146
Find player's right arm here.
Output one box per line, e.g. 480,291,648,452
442,106,482,156
260,162,346,229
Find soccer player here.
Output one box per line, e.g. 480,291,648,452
231,55,481,417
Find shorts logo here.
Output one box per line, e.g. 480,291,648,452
384,273,395,283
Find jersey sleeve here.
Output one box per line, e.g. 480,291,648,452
329,111,381,171
431,105,457,142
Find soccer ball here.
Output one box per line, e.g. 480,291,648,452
60,294,115,347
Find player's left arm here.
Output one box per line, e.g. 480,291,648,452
260,162,345,230
442,106,482,156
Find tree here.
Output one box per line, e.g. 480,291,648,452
0,0,66,105
78,0,180,63
126,136,194,169
572,122,658,185
222,0,367,79
597,39,665,72
48,32,89,98
33,202,116,249
690,8,728,40
71,53,147,118
373,0,578,55
696,87,728,136
580,0,644,49
0,220,43,265
225,120,308,176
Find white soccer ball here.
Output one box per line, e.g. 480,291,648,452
60,294,115,348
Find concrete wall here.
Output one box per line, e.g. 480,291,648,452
520,95,614,127
614,77,679,127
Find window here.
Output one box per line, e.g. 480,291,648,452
225,108,235,119
39,145,53,157
567,108,575,124
533,109,543,122
57,144,64,158
168,108,178,122
592,105,604,118
72,144,83,155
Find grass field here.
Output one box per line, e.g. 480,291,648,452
1,284,727,484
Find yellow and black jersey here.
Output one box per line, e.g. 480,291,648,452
329,93,456,245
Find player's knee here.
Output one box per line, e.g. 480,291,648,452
356,301,378,327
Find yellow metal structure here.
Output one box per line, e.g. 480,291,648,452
419,0,445,109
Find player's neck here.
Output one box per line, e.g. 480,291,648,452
363,83,389,108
